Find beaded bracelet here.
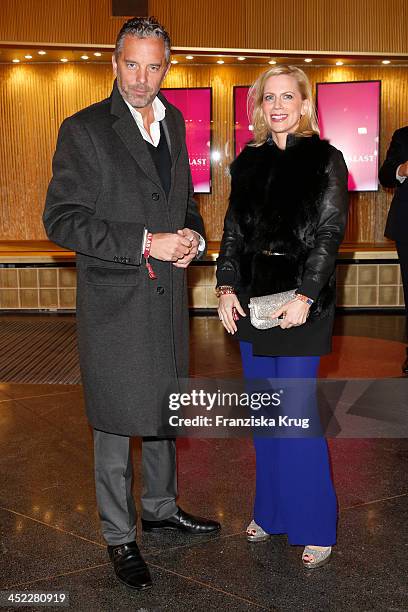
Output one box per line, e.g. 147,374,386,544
215,285,236,298
295,293,314,306
143,232,157,280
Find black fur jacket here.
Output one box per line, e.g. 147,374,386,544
216,134,349,320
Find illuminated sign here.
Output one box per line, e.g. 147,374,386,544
162,88,212,193
317,81,381,191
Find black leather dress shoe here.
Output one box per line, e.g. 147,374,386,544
402,349,408,375
107,541,152,591
141,507,221,535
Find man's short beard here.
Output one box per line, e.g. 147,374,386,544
117,77,155,109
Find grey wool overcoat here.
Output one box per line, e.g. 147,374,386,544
43,82,205,436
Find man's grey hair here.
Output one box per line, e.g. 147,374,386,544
115,16,171,63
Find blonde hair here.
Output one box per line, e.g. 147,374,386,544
248,65,319,146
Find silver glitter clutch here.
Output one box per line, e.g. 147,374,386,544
248,289,297,329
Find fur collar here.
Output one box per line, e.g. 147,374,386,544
230,135,332,250
229,135,336,315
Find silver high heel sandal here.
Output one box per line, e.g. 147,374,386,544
302,546,332,569
246,520,271,543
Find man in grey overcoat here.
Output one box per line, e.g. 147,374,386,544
43,16,220,591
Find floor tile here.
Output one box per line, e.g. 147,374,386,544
151,496,408,611
1,313,408,610
27,560,267,612
0,383,79,402
0,508,106,590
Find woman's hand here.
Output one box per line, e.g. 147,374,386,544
217,294,246,334
271,299,310,329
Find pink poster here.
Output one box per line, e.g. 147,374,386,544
317,81,381,191
234,86,252,157
162,88,211,193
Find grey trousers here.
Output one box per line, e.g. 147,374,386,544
93,429,178,545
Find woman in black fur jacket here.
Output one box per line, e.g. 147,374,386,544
216,66,349,568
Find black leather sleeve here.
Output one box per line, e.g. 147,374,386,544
297,148,349,301
216,163,245,287
379,129,406,188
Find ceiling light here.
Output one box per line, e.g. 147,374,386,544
268,59,277,65
304,58,312,63
336,61,343,66
382,60,390,64
24,55,32,59
237,56,246,61
60,58,68,62
38,50,46,55
94,52,102,57
81,55,89,60
186,55,194,60
217,60,224,64
171,59,178,64
12,59,20,63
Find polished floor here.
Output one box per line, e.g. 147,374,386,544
0,313,408,611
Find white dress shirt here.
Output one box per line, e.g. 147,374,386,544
124,96,165,147
396,165,406,184
124,96,205,255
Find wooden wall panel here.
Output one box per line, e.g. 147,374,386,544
246,0,408,54
164,0,247,49
0,63,114,240
0,0,130,45
0,62,407,243
0,0,92,44
0,0,407,54
89,0,133,46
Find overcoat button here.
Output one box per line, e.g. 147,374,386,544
152,193,160,201
156,286,165,295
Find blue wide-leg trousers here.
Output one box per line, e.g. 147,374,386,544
240,341,337,546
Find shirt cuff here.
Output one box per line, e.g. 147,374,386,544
141,228,148,262
196,232,206,253
396,165,407,183
142,230,204,260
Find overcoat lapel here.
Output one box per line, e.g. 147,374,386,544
158,92,182,166
158,92,183,204
110,82,163,190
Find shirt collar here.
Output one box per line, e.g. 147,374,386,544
123,95,166,123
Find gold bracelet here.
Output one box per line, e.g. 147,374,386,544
215,285,236,298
